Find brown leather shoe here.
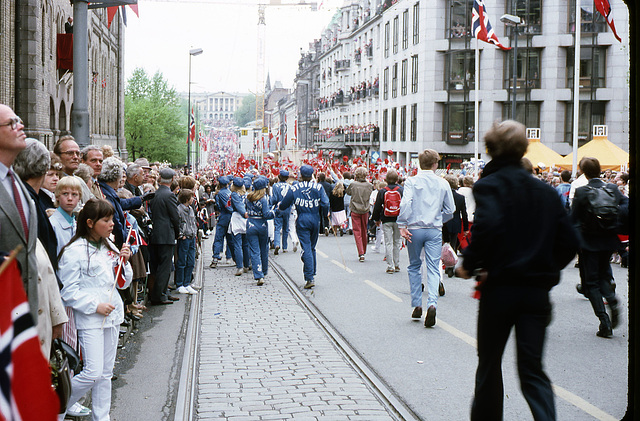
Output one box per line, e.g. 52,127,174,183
167,295,179,301
425,306,436,327
411,307,422,319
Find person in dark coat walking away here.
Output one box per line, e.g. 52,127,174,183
457,120,580,421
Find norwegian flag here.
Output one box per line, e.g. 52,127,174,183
188,107,196,144
124,213,146,248
107,4,139,28
594,0,622,42
472,0,510,50
0,255,60,420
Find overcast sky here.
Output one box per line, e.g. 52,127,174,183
123,0,343,95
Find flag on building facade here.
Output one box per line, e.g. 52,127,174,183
107,4,139,28
472,0,510,50
0,253,60,420
594,0,622,42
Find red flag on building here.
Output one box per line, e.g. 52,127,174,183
472,0,510,50
0,253,60,420
594,0,622,42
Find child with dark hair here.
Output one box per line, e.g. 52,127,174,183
58,198,132,420
176,189,198,294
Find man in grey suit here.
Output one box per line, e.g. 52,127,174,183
0,104,39,322
148,168,181,305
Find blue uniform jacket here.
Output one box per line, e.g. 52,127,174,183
247,196,275,220
215,187,233,215
230,191,247,215
279,180,329,224
271,181,292,211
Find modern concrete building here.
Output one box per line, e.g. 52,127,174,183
299,0,630,168
1,0,127,156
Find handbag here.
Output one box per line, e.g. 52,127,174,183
441,242,458,268
229,212,247,235
50,339,74,413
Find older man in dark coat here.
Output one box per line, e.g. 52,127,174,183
148,168,181,305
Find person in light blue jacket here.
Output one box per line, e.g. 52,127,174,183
397,149,454,328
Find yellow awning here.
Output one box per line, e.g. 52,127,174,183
557,137,629,171
523,139,564,169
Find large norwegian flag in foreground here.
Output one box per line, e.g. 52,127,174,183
0,254,59,421
472,0,510,50
594,0,622,42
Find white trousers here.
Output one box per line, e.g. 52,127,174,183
67,326,118,421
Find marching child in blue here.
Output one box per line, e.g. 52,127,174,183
246,176,276,285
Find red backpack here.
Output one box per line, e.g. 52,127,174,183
383,186,401,217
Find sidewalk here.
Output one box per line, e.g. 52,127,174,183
196,259,397,420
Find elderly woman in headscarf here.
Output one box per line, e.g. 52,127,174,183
97,156,154,248
13,138,68,358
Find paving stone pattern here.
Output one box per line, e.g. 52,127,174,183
197,266,395,420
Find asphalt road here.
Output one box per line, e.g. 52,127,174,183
271,233,629,421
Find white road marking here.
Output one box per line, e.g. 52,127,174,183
330,260,354,273
363,280,403,303
437,321,616,420
317,250,328,258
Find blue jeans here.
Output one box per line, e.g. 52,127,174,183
273,210,291,250
406,228,442,309
246,219,269,279
297,215,320,282
176,238,196,287
212,213,232,259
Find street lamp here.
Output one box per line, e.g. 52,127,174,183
187,47,203,173
500,14,522,121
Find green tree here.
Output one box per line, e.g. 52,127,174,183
125,68,186,165
234,94,257,127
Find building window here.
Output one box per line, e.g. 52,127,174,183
565,101,606,143
504,48,541,90
400,106,407,141
566,46,607,89
447,0,473,39
413,2,420,44
410,104,417,141
402,9,409,49
502,102,541,128
401,59,408,95
445,50,475,91
444,102,474,144
569,0,607,34
411,55,419,93
383,109,388,142
384,22,390,57
393,16,399,54
507,0,542,34
383,67,389,100
392,63,398,98
391,107,397,142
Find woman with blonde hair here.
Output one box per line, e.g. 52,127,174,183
329,181,347,236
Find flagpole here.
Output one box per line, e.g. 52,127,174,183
571,0,581,178
474,37,480,178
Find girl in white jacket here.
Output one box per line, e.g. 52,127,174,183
58,198,132,420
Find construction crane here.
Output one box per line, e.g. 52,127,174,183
139,0,318,129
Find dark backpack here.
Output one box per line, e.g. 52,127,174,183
383,186,401,217
584,184,620,232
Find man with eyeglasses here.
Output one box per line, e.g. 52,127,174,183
53,135,94,204
0,103,40,323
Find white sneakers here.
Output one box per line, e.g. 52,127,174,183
67,402,91,417
178,286,198,294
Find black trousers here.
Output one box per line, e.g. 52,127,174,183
149,244,175,302
471,285,555,421
579,249,617,328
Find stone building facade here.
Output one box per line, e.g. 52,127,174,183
0,0,126,156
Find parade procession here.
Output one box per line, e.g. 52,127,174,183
0,0,638,420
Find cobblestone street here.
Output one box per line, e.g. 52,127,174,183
196,264,396,420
